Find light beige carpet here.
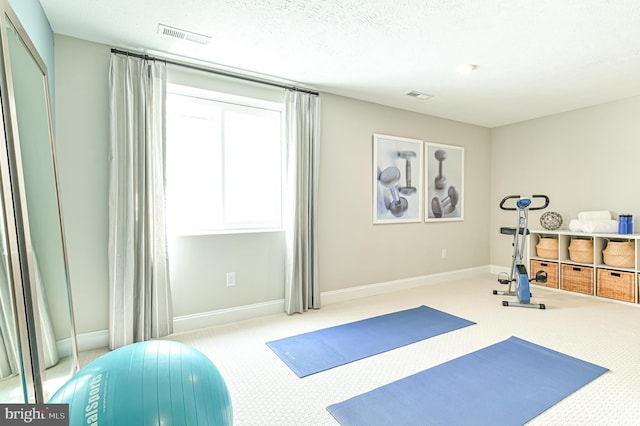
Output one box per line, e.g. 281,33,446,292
87,273,640,425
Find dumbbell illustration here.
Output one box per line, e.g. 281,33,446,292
378,166,408,217
431,186,459,218
397,150,416,195
434,149,447,189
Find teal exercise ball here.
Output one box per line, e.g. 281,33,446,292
50,340,232,425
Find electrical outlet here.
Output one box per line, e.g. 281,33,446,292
441,249,447,259
226,272,236,287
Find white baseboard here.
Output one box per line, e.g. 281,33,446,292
71,330,109,352
72,301,286,352
172,300,285,334
321,266,491,306
75,265,494,351
489,264,510,276
56,338,73,358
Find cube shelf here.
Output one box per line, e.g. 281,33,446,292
528,230,640,304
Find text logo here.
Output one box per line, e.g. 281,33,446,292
0,404,68,425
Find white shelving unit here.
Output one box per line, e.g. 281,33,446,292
528,229,640,304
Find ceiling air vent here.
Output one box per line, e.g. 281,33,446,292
405,90,433,101
157,24,212,45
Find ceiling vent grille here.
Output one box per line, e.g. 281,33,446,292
405,90,433,101
157,24,211,45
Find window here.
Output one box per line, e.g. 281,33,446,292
166,84,284,235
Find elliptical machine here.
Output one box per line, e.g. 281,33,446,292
493,195,549,309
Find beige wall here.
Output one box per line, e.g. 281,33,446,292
319,94,491,290
54,35,110,334
490,95,640,269
53,35,492,336
54,34,640,339
169,231,286,317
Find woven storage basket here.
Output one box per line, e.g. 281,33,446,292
602,241,634,268
596,269,635,303
530,260,559,289
561,264,593,295
535,237,558,259
568,238,594,263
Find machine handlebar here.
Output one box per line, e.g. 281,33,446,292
499,194,549,211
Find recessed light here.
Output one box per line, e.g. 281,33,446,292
405,90,433,100
457,64,477,75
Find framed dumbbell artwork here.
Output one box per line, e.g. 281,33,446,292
425,142,464,222
373,134,424,224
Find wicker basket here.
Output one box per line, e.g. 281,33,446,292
561,264,594,295
530,260,559,288
568,238,594,263
596,269,635,302
602,241,634,268
535,237,558,259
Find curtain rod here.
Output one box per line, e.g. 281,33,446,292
110,48,319,96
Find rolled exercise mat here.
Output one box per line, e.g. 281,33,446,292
49,340,233,426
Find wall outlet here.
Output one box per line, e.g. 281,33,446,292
441,249,447,259
226,272,236,287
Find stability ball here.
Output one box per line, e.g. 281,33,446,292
49,340,232,426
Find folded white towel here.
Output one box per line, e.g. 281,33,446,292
577,211,611,221
581,219,618,233
569,219,584,232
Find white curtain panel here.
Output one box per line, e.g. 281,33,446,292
284,90,321,314
108,54,173,349
32,254,59,369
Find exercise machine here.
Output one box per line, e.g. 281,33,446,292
493,195,549,309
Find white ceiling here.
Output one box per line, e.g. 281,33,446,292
40,0,640,128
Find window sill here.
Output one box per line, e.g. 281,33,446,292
169,227,284,238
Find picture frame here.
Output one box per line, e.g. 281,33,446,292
373,134,423,224
425,142,464,222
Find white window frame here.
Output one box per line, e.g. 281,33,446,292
166,83,285,236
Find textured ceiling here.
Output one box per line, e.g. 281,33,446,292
40,0,640,127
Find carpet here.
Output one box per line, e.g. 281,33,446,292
266,305,475,377
327,336,608,425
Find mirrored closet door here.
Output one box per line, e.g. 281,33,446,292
0,1,78,403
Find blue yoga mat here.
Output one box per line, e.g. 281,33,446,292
266,305,475,377
327,336,608,426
